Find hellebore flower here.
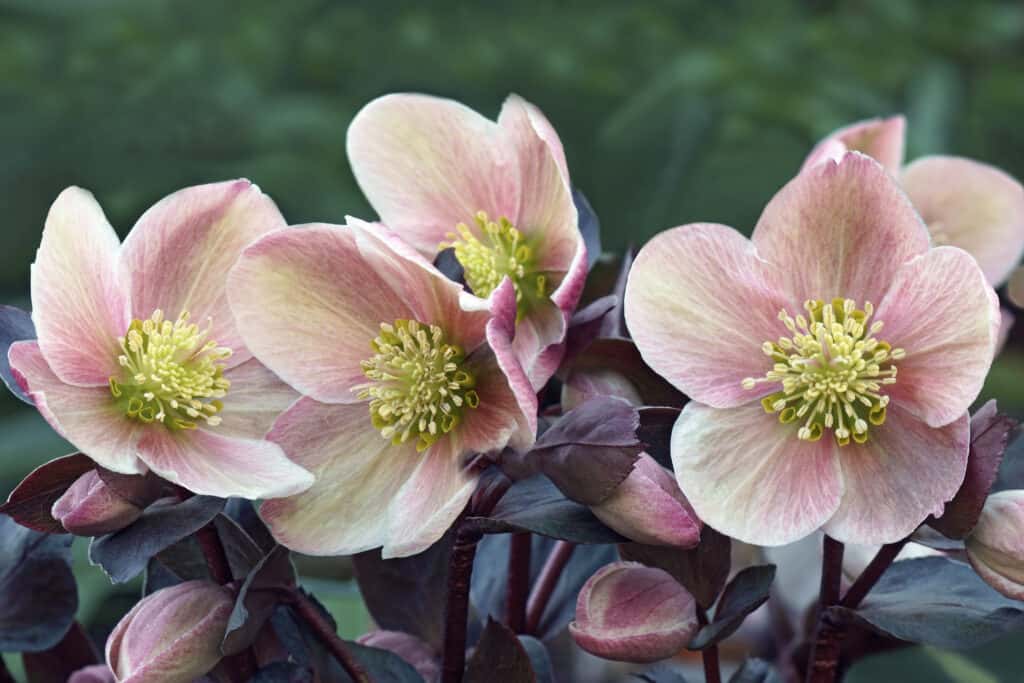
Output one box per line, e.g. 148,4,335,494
228,218,536,558
8,182,313,499
966,490,1024,600
625,153,998,546
804,116,1024,288
346,93,586,389
106,580,234,683
592,453,701,548
69,666,115,683
569,561,699,663
51,469,142,536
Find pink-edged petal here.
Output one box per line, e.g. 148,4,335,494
259,397,421,556
9,340,144,474
32,187,129,387
997,308,1014,357
802,116,906,174
875,246,998,428
137,427,313,500
499,94,570,185
383,437,478,558
512,297,568,391
346,93,519,255
624,223,792,408
216,358,300,440
120,180,286,368
754,152,930,307
901,156,1024,287
671,401,842,546
823,407,969,545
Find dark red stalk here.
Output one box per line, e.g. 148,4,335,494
441,523,484,683
506,532,532,633
806,536,845,683
289,589,370,682
696,607,722,683
840,538,907,609
523,541,575,635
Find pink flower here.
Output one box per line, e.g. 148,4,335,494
9,182,313,499
804,116,1024,288
346,93,587,390
52,469,142,536
228,218,536,558
966,490,1024,600
625,153,998,546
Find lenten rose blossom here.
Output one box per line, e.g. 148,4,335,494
8,182,314,499
227,218,536,558
966,490,1024,600
346,93,587,389
625,153,999,546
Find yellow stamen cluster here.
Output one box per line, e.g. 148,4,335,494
741,298,904,446
109,310,231,430
441,211,547,318
357,319,479,452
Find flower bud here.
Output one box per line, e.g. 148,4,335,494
592,453,701,547
106,580,234,683
52,469,143,536
70,666,116,683
570,561,699,663
966,490,1024,599
561,367,642,412
357,630,439,682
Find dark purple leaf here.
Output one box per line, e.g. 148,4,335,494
465,619,535,683
517,636,553,683
144,536,208,593
213,513,265,580
0,454,95,534
251,662,315,683
95,468,165,509
637,407,682,469
21,622,99,683
222,545,295,656
729,658,784,683
0,304,37,404
562,296,618,363
500,397,642,505
620,526,732,609
573,187,601,271
633,663,691,682
560,339,686,410
225,498,276,553
689,564,775,650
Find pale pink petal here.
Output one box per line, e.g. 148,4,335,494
120,180,286,368
997,308,1014,357
901,156,1024,287
346,93,519,255
754,152,930,307
259,397,421,556
512,297,568,391
671,401,842,546
969,550,1024,601
383,437,478,558
875,246,998,427
9,341,144,474
624,223,793,408
216,358,300,440
500,94,570,185
31,187,129,386
802,116,906,174
823,407,969,544
137,427,313,500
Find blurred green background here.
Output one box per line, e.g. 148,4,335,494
2,0,1024,679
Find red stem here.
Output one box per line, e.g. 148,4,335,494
290,589,371,682
441,524,483,683
806,536,845,683
524,541,575,635
506,532,532,633
840,538,907,608
696,607,722,683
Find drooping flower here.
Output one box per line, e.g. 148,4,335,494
803,116,1024,288
227,218,536,558
966,490,1024,600
51,469,143,536
346,93,587,389
8,182,314,499
625,153,998,546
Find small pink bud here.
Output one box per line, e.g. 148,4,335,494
561,368,642,412
592,453,701,547
106,580,234,683
69,665,116,683
569,561,699,663
357,630,439,682
966,490,1024,599
51,470,142,536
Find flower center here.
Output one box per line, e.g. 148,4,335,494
441,211,547,319
357,319,479,452
109,310,231,430
741,298,904,446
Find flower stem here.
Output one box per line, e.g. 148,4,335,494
441,523,484,683
806,536,845,683
524,541,575,635
506,532,532,633
290,588,370,683
840,538,907,608
696,607,722,683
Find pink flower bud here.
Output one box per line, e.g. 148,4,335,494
52,470,143,536
70,665,116,683
357,630,439,682
967,490,1024,599
592,453,701,547
106,580,234,683
569,561,699,663
561,367,642,411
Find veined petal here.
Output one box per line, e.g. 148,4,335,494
260,397,421,556
823,407,969,545
754,152,930,307
500,94,570,185
137,427,313,500
32,187,129,387
802,116,906,174
624,223,793,408
671,402,842,546
901,156,1024,287
120,180,286,368
346,93,520,255
9,341,143,474
876,246,998,427
216,358,300,440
